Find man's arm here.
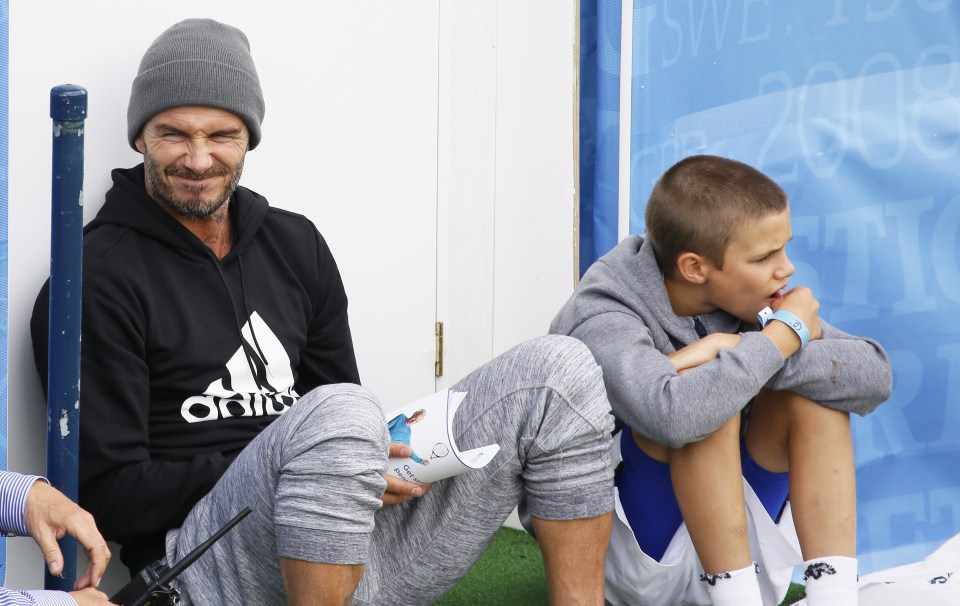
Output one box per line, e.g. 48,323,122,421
0,586,113,605
293,229,361,392
21,476,110,589
31,272,231,545
293,229,430,505
0,587,75,605
0,472,113,605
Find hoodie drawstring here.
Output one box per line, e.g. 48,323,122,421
210,252,270,391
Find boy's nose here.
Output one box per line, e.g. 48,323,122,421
778,257,796,279
773,249,795,279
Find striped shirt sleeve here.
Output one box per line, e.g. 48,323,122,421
0,589,77,606
0,471,44,537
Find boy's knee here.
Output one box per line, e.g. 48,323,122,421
756,389,850,426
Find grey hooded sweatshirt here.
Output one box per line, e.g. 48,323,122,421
550,235,892,449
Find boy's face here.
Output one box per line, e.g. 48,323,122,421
701,208,795,323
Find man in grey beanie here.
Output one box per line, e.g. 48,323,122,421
31,17,616,606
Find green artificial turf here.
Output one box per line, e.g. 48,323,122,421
434,527,550,605
435,527,807,606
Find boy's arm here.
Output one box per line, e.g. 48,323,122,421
669,333,742,373
569,312,786,449
766,319,892,415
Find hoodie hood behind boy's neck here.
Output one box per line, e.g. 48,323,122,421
574,237,745,347
86,164,270,261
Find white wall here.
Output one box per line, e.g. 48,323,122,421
6,0,576,591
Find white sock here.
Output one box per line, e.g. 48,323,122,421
700,562,763,606
802,556,858,606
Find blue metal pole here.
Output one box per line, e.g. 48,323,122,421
45,84,86,591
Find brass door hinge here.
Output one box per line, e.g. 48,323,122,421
435,321,444,377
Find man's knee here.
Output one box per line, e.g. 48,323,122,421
292,384,388,441
296,383,382,418
275,384,390,477
271,385,388,550
519,335,610,418
528,334,602,377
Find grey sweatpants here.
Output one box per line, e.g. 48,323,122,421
167,335,615,605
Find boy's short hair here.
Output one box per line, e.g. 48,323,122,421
644,155,788,276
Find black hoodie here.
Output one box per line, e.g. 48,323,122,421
31,164,360,571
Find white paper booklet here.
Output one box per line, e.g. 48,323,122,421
385,389,500,485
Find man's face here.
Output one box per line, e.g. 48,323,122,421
702,208,795,323
135,106,249,219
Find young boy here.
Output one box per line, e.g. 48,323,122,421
551,155,892,606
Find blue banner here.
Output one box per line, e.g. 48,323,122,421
580,0,624,277
582,0,960,574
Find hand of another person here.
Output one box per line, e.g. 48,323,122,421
773,286,822,342
24,480,111,590
69,586,113,606
668,333,742,373
382,443,432,506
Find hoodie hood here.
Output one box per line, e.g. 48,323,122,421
552,235,749,353
86,164,270,262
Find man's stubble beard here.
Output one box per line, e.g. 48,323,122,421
144,152,244,220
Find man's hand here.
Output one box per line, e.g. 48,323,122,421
382,443,432,506
69,587,113,606
24,480,111,590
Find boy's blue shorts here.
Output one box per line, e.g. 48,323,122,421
615,426,790,562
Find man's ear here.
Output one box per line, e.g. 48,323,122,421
134,136,145,154
675,252,708,284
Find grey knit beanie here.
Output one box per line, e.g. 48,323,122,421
127,18,265,150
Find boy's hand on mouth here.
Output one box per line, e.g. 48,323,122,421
775,286,822,342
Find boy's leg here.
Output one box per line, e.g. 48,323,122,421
357,335,615,606
745,389,856,558
631,414,752,574
631,413,763,606
169,384,390,606
746,389,859,605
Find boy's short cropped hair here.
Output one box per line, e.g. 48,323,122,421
644,155,788,276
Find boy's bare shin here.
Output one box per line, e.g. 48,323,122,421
787,396,856,558
665,414,753,574
533,513,612,606
747,389,856,558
